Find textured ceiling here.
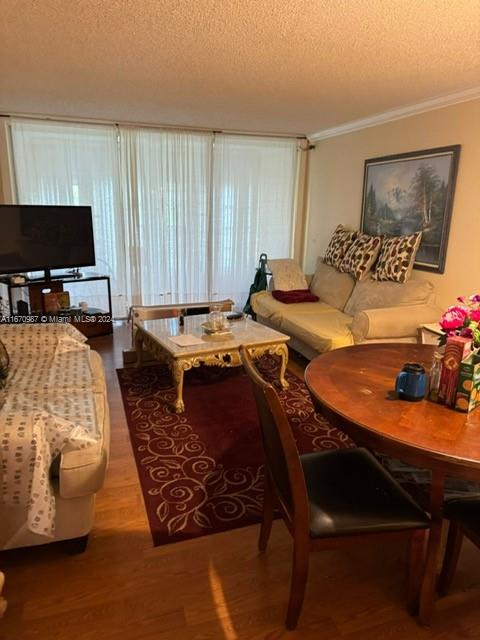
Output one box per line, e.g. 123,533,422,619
1,0,479,135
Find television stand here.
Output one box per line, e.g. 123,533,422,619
26,269,83,282
0,274,113,338
66,269,83,279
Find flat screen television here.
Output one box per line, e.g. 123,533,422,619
0,204,96,278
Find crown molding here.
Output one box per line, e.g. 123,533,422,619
309,87,480,142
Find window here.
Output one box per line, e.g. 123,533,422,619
10,120,299,315
10,121,127,316
211,135,297,303
120,128,212,306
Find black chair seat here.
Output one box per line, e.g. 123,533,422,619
301,448,430,539
444,497,480,534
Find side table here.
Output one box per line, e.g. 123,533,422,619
417,322,442,345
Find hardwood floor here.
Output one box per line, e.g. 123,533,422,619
1,324,480,639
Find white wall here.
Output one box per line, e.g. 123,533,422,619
304,99,480,309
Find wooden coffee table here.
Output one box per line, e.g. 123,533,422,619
305,343,480,625
135,314,289,412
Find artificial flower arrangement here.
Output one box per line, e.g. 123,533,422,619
438,294,480,412
439,294,480,348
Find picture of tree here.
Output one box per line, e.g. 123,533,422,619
361,146,460,273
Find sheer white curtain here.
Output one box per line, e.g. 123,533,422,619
120,128,212,306
9,119,299,315
10,121,128,317
211,135,298,303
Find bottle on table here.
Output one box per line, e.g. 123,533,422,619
428,351,444,402
179,308,185,328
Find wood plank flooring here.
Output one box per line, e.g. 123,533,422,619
1,324,480,639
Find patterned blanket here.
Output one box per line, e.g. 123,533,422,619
0,324,99,544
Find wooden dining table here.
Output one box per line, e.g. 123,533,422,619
305,342,480,625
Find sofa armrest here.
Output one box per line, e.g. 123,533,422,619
59,446,108,499
351,304,442,342
58,352,110,499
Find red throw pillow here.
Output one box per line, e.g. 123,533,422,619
272,289,319,304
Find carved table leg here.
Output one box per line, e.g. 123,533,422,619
277,343,289,390
171,359,186,413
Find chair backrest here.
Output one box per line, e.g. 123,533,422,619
240,346,309,526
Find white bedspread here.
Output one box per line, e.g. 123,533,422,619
0,324,99,542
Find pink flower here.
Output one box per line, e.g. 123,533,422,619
460,327,473,339
457,295,466,303
469,309,480,323
469,294,480,303
440,305,469,331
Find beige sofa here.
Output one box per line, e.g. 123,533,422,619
0,324,110,551
251,259,441,360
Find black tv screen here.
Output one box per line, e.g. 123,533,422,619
0,205,96,275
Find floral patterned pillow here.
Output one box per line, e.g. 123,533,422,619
372,232,422,283
339,233,383,281
323,225,359,269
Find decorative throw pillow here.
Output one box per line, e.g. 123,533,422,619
272,289,319,304
267,259,307,291
0,338,9,390
339,233,382,281
323,225,359,269
372,232,422,284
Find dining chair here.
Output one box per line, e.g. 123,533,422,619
437,497,480,595
239,346,430,629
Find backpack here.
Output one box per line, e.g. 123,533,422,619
243,253,268,319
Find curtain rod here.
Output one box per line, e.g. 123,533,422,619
1,112,307,141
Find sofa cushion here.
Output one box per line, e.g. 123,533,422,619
339,232,382,281
280,309,354,353
344,275,434,316
324,224,359,269
372,232,422,283
251,291,332,324
310,259,356,311
267,258,307,291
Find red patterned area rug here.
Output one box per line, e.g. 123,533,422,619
117,358,350,546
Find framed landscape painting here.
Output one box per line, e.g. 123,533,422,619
361,145,460,273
